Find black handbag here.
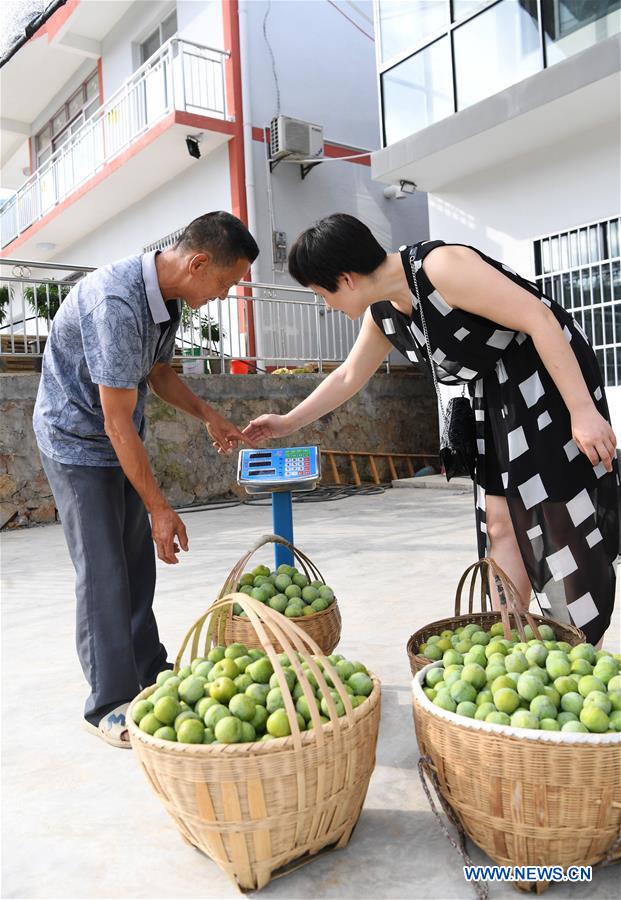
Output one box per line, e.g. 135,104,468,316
408,251,477,482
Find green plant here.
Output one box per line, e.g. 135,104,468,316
24,283,68,321
180,304,224,350
0,285,9,325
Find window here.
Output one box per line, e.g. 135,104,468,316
453,0,540,110
140,10,178,64
378,0,448,63
144,226,184,252
377,0,620,144
34,70,100,169
542,0,621,65
534,217,621,387
382,37,453,144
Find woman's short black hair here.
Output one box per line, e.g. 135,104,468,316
176,211,259,266
288,213,387,292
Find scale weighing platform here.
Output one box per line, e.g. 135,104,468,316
237,446,320,566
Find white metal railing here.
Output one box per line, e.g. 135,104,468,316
0,39,229,248
0,259,392,372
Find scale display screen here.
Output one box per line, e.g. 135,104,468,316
237,446,320,494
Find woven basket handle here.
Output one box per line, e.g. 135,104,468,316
219,533,327,599
173,591,356,752
454,558,542,642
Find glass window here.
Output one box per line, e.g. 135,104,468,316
37,125,52,150
52,108,68,133
542,0,620,66
378,0,449,63
161,10,177,42
604,302,614,344
613,260,621,301
68,89,84,120
53,129,72,151
535,219,621,385
140,10,178,64
86,73,99,100
85,98,99,119
382,37,453,143
37,146,52,166
35,69,97,164
453,0,541,110
452,0,492,21
610,220,620,259
141,28,161,63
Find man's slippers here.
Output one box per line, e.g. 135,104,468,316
83,703,131,749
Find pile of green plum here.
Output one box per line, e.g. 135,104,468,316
132,643,373,744
418,620,559,659
421,625,621,734
234,563,336,618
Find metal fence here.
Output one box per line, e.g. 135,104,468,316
0,258,387,372
0,39,229,248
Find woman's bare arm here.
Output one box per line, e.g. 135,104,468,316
423,245,616,469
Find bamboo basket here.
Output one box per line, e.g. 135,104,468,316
126,592,380,892
412,660,621,893
407,558,586,676
220,534,342,655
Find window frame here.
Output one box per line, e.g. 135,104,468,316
139,8,178,65
377,0,551,146
533,216,621,388
34,69,100,169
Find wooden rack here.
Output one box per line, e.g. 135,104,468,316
321,449,438,486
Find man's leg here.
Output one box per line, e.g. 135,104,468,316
122,477,169,687
41,454,141,726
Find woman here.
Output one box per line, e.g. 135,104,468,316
242,214,619,645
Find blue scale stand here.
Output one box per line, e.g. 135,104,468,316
237,447,321,567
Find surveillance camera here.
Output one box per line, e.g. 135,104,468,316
383,184,407,200
186,136,201,159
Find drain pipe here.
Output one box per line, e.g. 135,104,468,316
238,0,261,361
238,0,258,282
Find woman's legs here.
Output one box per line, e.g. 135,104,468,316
485,494,533,612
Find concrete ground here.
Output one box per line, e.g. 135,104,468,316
2,485,620,900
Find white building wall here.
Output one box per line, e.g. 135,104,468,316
176,1,224,49
101,1,177,98
100,1,225,101
426,118,621,432
241,0,428,362
246,0,378,151
54,142,231,266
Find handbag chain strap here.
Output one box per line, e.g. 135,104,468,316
408,249,446,419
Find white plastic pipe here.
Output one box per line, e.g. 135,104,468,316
238,0,259,284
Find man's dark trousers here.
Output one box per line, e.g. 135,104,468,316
41,453,168,725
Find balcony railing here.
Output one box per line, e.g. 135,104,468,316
0,259,392,373
0,38,230,248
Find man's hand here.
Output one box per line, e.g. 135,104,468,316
243,414,292,443
150,505,189,564
206,409,256,454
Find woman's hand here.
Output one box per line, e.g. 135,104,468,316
571,405,617,472
243,414,292,444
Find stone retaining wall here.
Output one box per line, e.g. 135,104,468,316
0,372,438,528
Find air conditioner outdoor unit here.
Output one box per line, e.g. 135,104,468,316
270,115,324,162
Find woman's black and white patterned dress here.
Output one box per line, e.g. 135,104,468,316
371,240,619,644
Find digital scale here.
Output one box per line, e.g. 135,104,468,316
237,446,321,567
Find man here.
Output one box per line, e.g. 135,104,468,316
33,211,258,747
